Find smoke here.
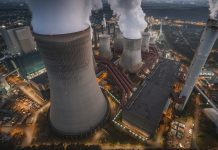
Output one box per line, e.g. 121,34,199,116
108,0,147,39
208,0,218,20
26,0,102,35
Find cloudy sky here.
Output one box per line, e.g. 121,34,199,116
0,0,209,6
143,0,207,4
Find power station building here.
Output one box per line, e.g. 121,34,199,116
123,59,180,137
29,72,50,100
1,26,37,55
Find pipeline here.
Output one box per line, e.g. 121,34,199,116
111,62,134,91
96,57,131,94
97,57,131,96
96,56,134,92
104,65,127,107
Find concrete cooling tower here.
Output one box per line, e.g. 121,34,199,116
113,27,123,51
99,34,112,60
120,38,143,73
141,32,151,52
34,28,108,136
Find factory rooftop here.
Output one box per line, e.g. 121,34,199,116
123,59,181,137
31,72,49,86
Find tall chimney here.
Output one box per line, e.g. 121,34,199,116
120,38,143,73
178,19,218,111
99,34,112,60
34,28,108,136
141,32,151,52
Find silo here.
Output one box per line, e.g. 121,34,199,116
99,34,112,60
141,32,150,52
34,28,108,136
120,38,143,73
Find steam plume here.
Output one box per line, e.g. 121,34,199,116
108,0,147,39
209,0,218,20
27,0,102,35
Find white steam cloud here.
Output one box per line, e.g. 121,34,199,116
209,0,218,20
26,0,102,35
108,0,147,39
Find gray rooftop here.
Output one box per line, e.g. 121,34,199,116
123,59,180,137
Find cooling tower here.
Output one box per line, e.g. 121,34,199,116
120,38,143,73
114,26,123,51
178,19,218,111
34,28,108,136
99,34,112,60
141,32,151,52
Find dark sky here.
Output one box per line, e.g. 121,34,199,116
0,0,209,6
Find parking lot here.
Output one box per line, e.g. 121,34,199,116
167,117,194,149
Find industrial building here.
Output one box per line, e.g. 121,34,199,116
0,34,7,51
0,26,36,55
12,51,45,79
123,59,180,137
0,76,10,94
29,72,50,100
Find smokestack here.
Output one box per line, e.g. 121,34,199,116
209,0,218,20
178,19,218,111
108,0,147,73
120,38,143,73
99,34,112,60
141,32,151,52
28,0,108,136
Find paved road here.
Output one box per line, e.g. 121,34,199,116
19,84,45,106
22,102,50,147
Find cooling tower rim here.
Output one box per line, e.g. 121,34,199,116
142,32,151,36
123,37,142,41
33,27,91,41
99,34,110,38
